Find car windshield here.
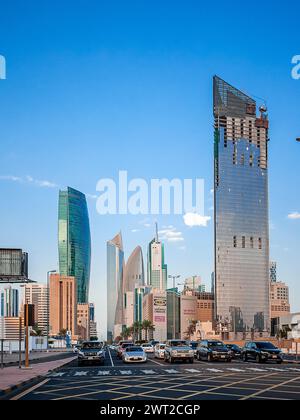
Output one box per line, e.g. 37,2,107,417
190,342,198,348
208,342,224,348
81,342,102,349
126,347,143,352
142,344,151,347
159,345,166,349
256,342,277,350
122,343,134,348
170,341,187,347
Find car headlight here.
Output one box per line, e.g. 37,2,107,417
212,351,217,354
171,350,177,355
97,351,103,356
78,351,84,357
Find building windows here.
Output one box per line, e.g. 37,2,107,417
258,237,262,250
242,236,246,248
233,236,237,248
250,237,254,249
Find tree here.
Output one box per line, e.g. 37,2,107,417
131,321,142,341
120,327,131,340
59,328,67,338
184,320,197,341
142,320,155,342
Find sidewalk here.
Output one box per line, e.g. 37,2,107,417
0,356,76,396
2,350,73,367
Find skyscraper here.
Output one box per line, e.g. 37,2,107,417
147,227,168,290
0,286,19,317
58,187,91,303
213,76,270,335
106,232,124,341
270,261,277,283
123,246,145,328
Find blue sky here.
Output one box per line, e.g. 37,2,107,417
0,1,299,339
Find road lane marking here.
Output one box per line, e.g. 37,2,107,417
11,379,50,400
241,374,300,400
108,347,114,367
227,368,245,372
148,358,165,366
50,372,66,377
97,370,111,375
120,370,133,375
141,369,156,374
164,369,179,374
74,371,88,376
184,369,201,373
246,368,267,372
206,368,223,372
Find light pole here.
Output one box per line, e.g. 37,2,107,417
47,270,56,352
168,275,181,339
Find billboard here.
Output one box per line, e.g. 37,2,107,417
0,249,28,280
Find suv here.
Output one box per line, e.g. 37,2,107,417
164,340,194,363
78,341,105,366
241,341,283,364
196,340,232,362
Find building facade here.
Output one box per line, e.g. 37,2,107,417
270,281,290,319
180,294,197,340
107,232,124,341
0,286,19,317
77,303,90,340
167,288,180,339
49,274,77,339
147,237,167,290
24,284,48,334
143,289,167,342
213,76,270,335
58,187,91,304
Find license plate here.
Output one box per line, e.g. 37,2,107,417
272,355,277,358
221,355,225,358
88,357,95,360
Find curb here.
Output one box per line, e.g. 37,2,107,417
0,356,76,398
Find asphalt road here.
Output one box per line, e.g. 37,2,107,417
6,348,300,400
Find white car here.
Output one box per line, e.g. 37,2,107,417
141,343,154,353
154,343,166,359
122,346,147,363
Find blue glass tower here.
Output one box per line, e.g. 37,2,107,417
58,187,91,304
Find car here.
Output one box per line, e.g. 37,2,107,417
241,341,283,364
188,341,200,357
154,343,166,359
73,344,81,354
225,343,242,358
141,343,154,353
149,340,160,347
117,342,135,359
78,341,105,366
122,346,147,363
164,339,195,363
196,340,232,362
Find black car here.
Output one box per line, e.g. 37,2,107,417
196,340,232,362
226,344,242,358
241,341,283,364
78,341,105,366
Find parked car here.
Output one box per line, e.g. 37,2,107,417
141,343,154,353
164,340,194,363
188,341,200,357
78,341,105,366
154,343,166,359
196,340,232,362
225,344,242,358
117,342,135,359
241,341,283,364
122,346,147,363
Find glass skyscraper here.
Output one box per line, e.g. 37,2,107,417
213,76,270,334
147,234,168,290
106,232,124,341
58,187,91,304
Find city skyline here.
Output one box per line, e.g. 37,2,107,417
0,2,299,341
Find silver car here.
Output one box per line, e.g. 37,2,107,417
164,339,195,363
122,346,147,363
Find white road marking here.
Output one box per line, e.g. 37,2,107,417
120,370,133,375
164,369,179,374
226,368,245,372
267,367,286,372
107,347,114,367
50,372,66,377
206,368,223,373
97,370,111,375
246,368,267,372
288,368,300,372
74,371,88,376
141,370,156,375
11,379,50,400
148,358,165,366
184,369,201,373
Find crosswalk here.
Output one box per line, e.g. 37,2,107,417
49,365,300,378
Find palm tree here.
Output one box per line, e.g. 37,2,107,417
184,320,197,341
142,320,155,342
131,321,142,341
120,327,131,340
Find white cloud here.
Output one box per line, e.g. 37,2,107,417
131,229,139,233
288,212,300,220
0,174,57,188
183,212,211,227
158,226,184,243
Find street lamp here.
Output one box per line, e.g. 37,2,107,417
47,270,56,352
168,275,181,339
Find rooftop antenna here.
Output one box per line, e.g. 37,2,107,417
155,221,159,243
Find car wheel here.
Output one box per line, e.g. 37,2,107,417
170,357,174,364
227,358,232,363
242,354,247,362
256,354,261,363
207,354,212,362
189,358,194,364
197,353,201,361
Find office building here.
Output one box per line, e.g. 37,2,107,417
143,289,167,342
107,232,124,341
24,283,48,334
0,286,19,317
77,303,90,340
147,228,168,290
270,261,277,283
58,187,91,304
270,281,290,319
49,274,77,339
213,76,270,335
167,288,180,339
180,293,197,340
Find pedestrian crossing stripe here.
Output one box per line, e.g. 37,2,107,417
97,371,111,375
74,371,88,376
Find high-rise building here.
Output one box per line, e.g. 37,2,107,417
167,288,180,339
58,187,91,304
24,284,48,334
123,246,145,328
180,294,197,340
0,286,19,317
270,261,277,283
147,228,167,290
107,232,124,341
213,76,270,335
49,274,77,339
77,303,90,340
270,281,290,319
184,276,202,291
89,303,97,339
143,289,167,342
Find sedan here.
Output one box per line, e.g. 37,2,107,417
226,344,242,359
154,343,166,359
241,341,283,364
122,346,147,363
141,343,154,353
